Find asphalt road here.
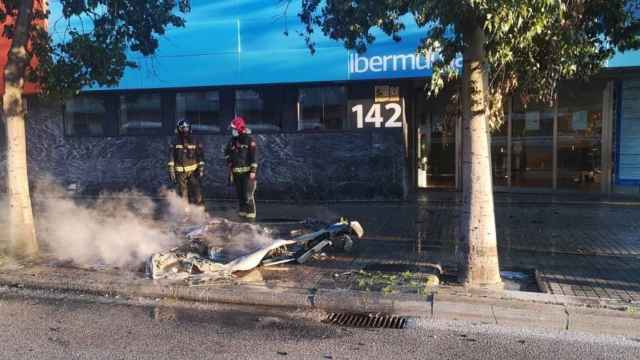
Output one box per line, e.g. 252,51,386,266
0,288,638,360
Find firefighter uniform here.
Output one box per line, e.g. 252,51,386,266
224,122,257,220
168,122,205,206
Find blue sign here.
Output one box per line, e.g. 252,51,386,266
608,50,640,68
347,31,463,81
48,1,462,90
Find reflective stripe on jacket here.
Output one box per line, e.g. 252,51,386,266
168,136,205,172
224,133,257,173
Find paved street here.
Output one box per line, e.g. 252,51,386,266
1,289,639,360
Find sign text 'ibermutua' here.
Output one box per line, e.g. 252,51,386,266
348,49,463,79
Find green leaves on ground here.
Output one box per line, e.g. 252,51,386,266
354,269,438,296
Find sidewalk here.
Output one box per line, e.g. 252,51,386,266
1,261,639,337
205,196,640,303
1,194,640,336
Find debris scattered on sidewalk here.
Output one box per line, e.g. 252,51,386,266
145,217,364,282
350,269,439,295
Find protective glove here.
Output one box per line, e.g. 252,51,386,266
169,169,176,184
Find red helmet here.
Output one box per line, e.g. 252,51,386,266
230,116,246,133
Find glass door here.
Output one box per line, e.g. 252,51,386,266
415,93,457,189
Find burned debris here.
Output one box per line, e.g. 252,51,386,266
145,218,364,281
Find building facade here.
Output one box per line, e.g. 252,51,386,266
1,1,640,200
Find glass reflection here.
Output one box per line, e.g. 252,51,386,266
511,101,554,188
557,82,603,191
491,119,508,187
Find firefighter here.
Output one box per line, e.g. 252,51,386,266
168,119,205,206
224,116,257,220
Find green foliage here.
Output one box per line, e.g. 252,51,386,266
354,269,436,296
297,0,640,129
355,270,400,293
0,0,191,100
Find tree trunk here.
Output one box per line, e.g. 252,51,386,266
3,0,38,258
457,24,502,289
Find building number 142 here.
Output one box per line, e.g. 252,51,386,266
351,103,403,128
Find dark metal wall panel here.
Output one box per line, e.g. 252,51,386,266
0,102,406,200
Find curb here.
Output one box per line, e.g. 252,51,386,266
0,269,639,337
0,270,632,312
0,272,424,315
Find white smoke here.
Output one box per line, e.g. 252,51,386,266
0,195,7,254
160,187,209,225
0,195,6,223
33,185,183,269
158,188,279,257
192,217,278,260
3,179,284,271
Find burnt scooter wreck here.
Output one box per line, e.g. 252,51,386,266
145,218,364,281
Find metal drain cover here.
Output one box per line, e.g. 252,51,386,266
325,313,407,329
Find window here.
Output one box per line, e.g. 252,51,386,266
235,89,282,131
64,96,107,136
511,101,554,188
298,86,346,130
557,81,604,191
491,119,508,187
119,94,163,135
414,85,457,189
176,91,221,133
484,80,608,192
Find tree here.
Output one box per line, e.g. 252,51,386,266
0,0,191,258
296,0,640,289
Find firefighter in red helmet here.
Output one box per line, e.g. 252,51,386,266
224,116,258,220
168,119,205,206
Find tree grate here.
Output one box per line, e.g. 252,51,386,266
324,313,407,329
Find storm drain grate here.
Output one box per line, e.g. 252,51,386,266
325,313,407,329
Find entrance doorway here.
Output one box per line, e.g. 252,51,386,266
415,92,457,189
